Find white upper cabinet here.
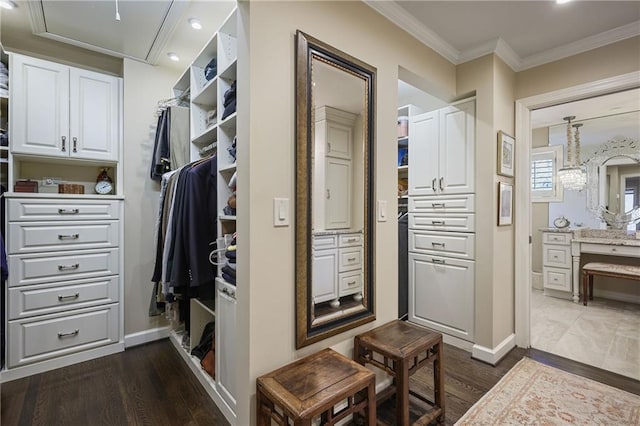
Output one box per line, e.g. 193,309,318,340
10,54,120,162
70,68,120,161
409,99,475,196
11,54,70,158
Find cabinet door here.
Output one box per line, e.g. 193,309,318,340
10,54,69,157
216,282,237,410
408,111,439,196
439,100,475,194
326,121,352,159
70,68,120,161
312,249,338,304
408,253,474,341
325,157,352,229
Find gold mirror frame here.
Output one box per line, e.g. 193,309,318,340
295,31,376,348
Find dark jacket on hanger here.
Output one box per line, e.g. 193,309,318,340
150,109,171,181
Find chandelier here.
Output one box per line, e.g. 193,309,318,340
557,116,586,191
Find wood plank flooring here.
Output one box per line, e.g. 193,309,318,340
1,340,228,426
2,339,638,425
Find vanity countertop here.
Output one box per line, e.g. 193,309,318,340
539,228,575,233
571,237,640,246
540,228,640,245
313,229,364,236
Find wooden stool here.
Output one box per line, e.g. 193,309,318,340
354,320,444,426
256,348,376,426
582,262,640,306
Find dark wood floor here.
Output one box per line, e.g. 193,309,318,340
1,340,228,426
2,339,638,426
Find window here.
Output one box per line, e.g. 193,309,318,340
531,145,563,202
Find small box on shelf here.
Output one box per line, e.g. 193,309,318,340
14,179,38,193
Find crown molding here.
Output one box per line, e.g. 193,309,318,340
363,0,459,64
519,20,640,71
25,0,46,34
365,2,640,73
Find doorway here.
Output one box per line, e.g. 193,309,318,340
514,72,640,379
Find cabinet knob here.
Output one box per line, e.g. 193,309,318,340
61,136,66,152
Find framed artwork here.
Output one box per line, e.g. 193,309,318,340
498,131,515,177
498,181,513,226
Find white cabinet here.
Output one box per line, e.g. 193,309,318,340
312,232,363,307
10,53,120,162
216,279,237,411
314,106,357,230
409,99,475,196
542,231,573,293
5,197,123,373
409,253,474,341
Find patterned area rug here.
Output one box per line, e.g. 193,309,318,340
456,357,640,425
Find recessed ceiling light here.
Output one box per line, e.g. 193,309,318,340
188,18,202,30
167,52,180,62
556,0,572,4
0,0,18,10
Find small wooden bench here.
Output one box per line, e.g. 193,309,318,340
582,262,640,306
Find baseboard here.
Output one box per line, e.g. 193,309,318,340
471,333,516,366
442,334,474,352
532,272,543,290
594,289,640,305
124,326,171,348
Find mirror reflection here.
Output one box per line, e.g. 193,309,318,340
295,31,376,348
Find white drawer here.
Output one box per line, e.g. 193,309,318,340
543,232,572,245
8,221,119,254
338,271,362,297
410,194,475,213
410,214,475,233
8,198,120,222
409,230,475,260
580,243,640,258
338,233,363,247
338,247,363,273
8,276,119,320
7,304,119,368
543,244,571,268
313,234,338,250
8,248,119,287
543,266,572,292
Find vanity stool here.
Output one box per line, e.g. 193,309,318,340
354,320,444,425
256,348,376,425
582,262,640,306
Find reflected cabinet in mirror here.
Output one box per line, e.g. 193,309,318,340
295,31,376,348
586,137,640,230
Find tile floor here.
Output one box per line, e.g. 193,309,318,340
531,289,640,380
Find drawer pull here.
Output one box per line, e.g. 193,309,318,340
432,258,446,264
58,329,79,338
347,280,357,286
58,208,80,215
611,248,617,252
431,178,437,192
58,293,80,301
432,220,445,225
73,137,78,153
432,242,445,247
221,287,236,299
58,264,80,271
58,234,80,240
345,238,358,243
432,203,445,208
61,136,66,152
347,257,357,262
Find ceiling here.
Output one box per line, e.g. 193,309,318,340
368,1,640,71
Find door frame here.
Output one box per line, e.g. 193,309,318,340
514,71,640,348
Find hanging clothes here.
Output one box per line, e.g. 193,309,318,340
150,106,190,180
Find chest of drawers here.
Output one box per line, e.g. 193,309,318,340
4,197,124,376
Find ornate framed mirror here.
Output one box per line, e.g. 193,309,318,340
295,31,376,348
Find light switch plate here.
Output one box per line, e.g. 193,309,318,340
377,200,387,222
274,198,290,227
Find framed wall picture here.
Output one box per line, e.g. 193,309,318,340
498,131,515,177
498,181,513,226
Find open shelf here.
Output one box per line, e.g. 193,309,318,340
192,76,218,106
192,125,218,147
219,163,237,174
219,215,236,221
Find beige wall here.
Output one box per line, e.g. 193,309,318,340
531,128,550,274
516,36,640,100
239,2,456,424
122,58,180,335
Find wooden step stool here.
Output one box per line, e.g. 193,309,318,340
354,320,444,425
256,348,376,425
582,262,640,306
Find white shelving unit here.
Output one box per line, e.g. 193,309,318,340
1,46,8,189
397,105,422,211
168,7,238,425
